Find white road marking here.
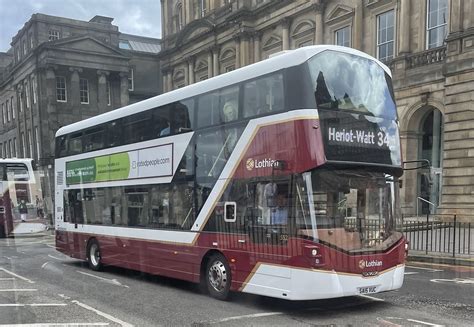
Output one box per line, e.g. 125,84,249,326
0,289,38,292
406,318,443,326
46,244,57,249
358,294,385,302
48,254,63,261
376,317,402,327
406,265,443,272
0,323,109,326
404,272,419,275
0,268,35,284
0,303,67,307
58,294,71,300
3,256,12,260
41,262,49,269
430,278,474,285
76,271,129,288
0,278,15,281
72,300,133,327
209,312,284,324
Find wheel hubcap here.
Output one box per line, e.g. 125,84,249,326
90,244,100,266
208,260,227,292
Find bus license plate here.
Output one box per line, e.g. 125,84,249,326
358,286,377,294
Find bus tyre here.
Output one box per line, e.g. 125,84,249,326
206,254,232,300
87,239,102,271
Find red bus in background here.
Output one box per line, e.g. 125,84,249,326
0,158,37,237
55,46,405,300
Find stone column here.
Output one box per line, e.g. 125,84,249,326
353,2,364,51
162,69,168,93
185,1,191,24
240,33,250,66
69,67,82,107
187,56,195,85
207,50,213,78
97,70,109,113
161,0,167,38
399,0,411,54
449,0,463,33
234,35,241,69
212,46,219,76
281,18,291,50
119,72,129,106
167,70,173,91
253,32,261,63
315,10,324,44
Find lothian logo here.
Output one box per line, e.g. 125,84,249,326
359,259,382,269
246,158,255,171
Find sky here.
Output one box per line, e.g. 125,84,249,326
0,0,162,52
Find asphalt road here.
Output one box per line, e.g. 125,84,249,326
0,234,473,326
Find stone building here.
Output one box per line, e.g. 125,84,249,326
0,13,161,208
159,0,474,216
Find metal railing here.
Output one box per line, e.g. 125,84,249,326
403,214,473,257
343,214,473,257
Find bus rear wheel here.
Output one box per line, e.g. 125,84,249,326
87,239,102,271
206,254,231,300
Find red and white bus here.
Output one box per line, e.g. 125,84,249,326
0,158,39,237
55,45,406,300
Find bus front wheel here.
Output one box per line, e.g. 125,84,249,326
87,239,102,271
206,253,232,300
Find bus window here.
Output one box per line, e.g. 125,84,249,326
243,73,284,118
171,99,194,133
220,87,239,123
123,111,153,143
106,120,122,147
6,164,30,181
56,136,67,158
154,105,172,137
83,127,105,152
197,86,239,128
68,132,83,155
197,92,219,128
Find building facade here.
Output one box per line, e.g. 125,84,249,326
0,13,162,211
159,0,474,217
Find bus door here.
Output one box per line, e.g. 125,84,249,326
245,178,293,277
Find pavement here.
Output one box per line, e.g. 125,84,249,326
408,251,474,267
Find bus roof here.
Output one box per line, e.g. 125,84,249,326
0,158,34,164
56,45,390,137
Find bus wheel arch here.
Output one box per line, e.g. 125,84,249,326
86,238,103,271
200,250,232,300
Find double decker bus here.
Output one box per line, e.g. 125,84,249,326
55,45,406,300
0,158,38,237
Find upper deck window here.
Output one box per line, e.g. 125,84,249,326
308,50,396,120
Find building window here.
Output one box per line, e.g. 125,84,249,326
25,81,30,108
427,0,448,49
80,78,89,104
5,100,9,121
10,96,15,119
35,127,40,160
13,138,17,157
21,132,25,158
335,26,351,47
48,30,60,41
6,102,10,122
23,40,27,55
119,40,131,49
177,3,184,30
16,46,20,61
128,69,134,91
1,104,4,124
56,76,67,102
28,130,33,158
32,76,37,104
19,92,23,112
29,33,34,49
377,10,395,62
106,81,111,106
198,0,207,17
